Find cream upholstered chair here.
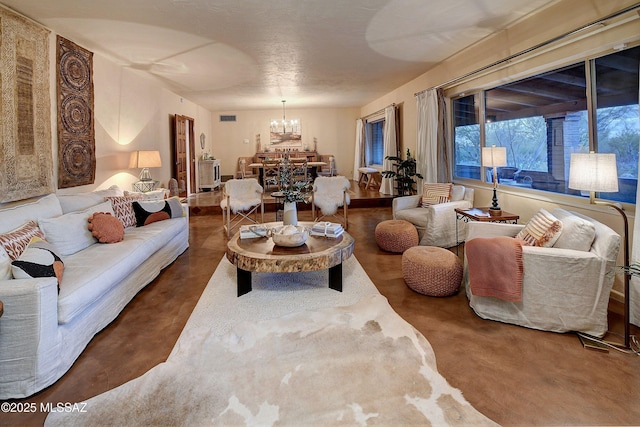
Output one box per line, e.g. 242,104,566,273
392,184,474,248
220,178,264,237
463,208,620,337
311,176,350,229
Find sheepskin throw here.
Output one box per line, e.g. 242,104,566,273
313,176,350,215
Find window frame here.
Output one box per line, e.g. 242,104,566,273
450,42,640,207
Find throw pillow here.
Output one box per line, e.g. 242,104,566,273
421,183,453,208
88,212,125,243
39,201,115,256
552,208,596,252
0,220,46,260
132,197,184,227
106,195,144,228
0,246,11,280
516,208,563,247
11,237,64,286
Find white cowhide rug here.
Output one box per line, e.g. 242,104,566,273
46,257,498,426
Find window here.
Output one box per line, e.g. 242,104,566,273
366,118,385,166
453,45,640,204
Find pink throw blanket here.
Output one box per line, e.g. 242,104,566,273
466,236,524,302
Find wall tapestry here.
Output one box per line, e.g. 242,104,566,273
0,6,54,203
56,35,95,188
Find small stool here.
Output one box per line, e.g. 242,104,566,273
375,220,418,253
402,246,462,296
358,167,380,189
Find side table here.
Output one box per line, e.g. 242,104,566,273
271,191,284,222
454,207,520,253
0,300,3,317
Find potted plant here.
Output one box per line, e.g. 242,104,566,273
382,149,423,196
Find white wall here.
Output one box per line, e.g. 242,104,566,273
210,107,359,179
51,44,213,195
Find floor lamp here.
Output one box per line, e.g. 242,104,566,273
568,152,630,350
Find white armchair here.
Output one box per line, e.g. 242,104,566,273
392,185,474,248
311,176,350,229
463,208,621,337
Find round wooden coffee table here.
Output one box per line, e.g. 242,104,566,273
226,221,354,297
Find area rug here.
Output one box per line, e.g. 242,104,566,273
45,257,498,426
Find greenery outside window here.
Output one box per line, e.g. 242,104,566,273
453,45,640,204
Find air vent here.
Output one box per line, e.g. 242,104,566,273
219,115,236,122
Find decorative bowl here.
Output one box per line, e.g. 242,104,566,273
269,225,309,247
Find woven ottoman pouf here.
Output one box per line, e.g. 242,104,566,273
402,246,462,296
375,219,418,253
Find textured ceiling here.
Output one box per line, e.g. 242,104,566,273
1,0,554,111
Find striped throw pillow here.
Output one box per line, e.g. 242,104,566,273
421,183,453,208
0,220,46,260
516,208,563,247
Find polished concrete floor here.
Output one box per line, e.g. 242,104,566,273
3,189,640,426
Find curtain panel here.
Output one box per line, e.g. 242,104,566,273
353,118,365,181
380,105,398,195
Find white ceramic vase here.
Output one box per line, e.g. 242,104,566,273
283,201,298,226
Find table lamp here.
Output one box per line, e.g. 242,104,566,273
569,152,630,350
130,150,162,181
482,145,507,215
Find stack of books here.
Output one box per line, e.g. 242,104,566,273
239,224,268,239
310,222,344,238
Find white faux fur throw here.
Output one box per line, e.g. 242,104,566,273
221,178,263,213
313,176,350,215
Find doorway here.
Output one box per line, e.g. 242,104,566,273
173,114,196,197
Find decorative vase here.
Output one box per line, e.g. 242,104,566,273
283,202,298,226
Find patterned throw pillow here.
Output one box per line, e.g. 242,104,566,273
516,208,563,247
11,237,64,286
0,220,46,260
105,195,143,228
132,197,184,227
421,183,453,208
0,246,11,280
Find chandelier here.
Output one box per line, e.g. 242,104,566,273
270,100,299,134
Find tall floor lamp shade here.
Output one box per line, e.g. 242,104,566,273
482,145,507,215
129,150,162,181
568,152,630,350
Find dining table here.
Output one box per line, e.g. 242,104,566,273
248,160,327,186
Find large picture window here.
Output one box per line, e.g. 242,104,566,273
453,45,640,204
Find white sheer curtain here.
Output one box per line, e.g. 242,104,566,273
353,118,365,181
416,89,438,183
630,66,640,327
380,105,397,195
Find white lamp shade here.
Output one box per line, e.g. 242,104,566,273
129,150,162,169
481,146,507,167
568,153,619,193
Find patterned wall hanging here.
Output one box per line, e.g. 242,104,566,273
56,36,95,188
0,6,54,203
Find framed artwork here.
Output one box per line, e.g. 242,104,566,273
0,6,54,203
270,119,302,148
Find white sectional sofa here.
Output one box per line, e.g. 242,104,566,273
0,188,189,399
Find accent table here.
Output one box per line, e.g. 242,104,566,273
454,207,520,253
226,221,354,297
0,300,3,317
